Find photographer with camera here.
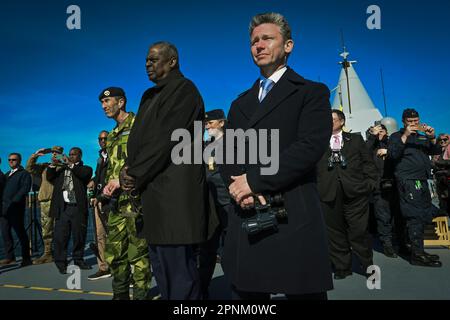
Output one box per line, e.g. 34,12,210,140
25,146,64,264
98,87,150,300
388,108,443,267
47,147,92,274
366,123,399,258
317,110,378,280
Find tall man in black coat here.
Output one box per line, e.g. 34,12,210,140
47,147,93,274
0,153,32,267
317,110,378,280
120,41,216,300
222,13,333,299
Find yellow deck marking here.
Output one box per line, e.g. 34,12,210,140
29,286,54,291
3,284,25,289
58,289,85,294
1,284,112,297
88,291,113,296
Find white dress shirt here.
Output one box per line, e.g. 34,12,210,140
258,66,287,101
330,130,343,150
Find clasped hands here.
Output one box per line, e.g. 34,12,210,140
103,165,136,197
229,174,266,209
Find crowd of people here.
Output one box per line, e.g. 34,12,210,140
1,12,449,300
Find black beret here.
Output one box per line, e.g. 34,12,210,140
205,109,226,121
402,108,420,120
99,87,126,101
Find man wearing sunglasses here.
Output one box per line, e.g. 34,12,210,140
0,153,32,267
87,130,111,281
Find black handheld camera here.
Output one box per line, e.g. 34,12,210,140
328,150,347,169
241,194,287,236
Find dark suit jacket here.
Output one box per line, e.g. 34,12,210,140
0,170,5,212
317,132,378,202
220,67,333,295
93,151,108,197
46,163,92,219
127,69,217,245
2,166,31,216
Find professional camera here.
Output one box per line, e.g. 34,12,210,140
328,150,347,169
96,192,119,216
241,194,287,236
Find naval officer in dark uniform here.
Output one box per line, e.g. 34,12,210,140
388,108,442,267
198,109,233,299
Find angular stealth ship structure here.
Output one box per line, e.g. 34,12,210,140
331,48,398,136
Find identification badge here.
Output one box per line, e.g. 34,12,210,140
208,157,215,171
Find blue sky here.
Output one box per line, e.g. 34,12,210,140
1,0,450,172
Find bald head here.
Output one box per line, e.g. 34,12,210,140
145,42,179,83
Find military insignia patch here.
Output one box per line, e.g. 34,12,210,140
104,90,110,96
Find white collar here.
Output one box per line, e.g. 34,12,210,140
260,66,287,85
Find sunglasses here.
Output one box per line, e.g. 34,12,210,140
8,159,18,162
98,137,107,141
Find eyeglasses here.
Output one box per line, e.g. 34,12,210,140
98,137,107,141
8,159,18,162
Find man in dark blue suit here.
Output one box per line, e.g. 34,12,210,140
221,12,333,299
0,153,32,267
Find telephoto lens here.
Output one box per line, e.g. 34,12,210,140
242,212,278,236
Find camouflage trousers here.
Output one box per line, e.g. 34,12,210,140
104,212,151,300
39,201,54,253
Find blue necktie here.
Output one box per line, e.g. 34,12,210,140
259,78,275,102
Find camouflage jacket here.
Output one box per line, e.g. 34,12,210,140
105,112,138,216
26,156,53,202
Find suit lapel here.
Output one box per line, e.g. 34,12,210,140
237,80,260,124
247,69,303,128
341,132,352,153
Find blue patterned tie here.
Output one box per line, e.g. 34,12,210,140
259,78,275,102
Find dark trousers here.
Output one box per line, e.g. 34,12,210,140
322,182,373,271
397,179,440,252
53,203,87,266
197,203,231,299
231,286,328,300
148,244,201,300
0,209,30,261
373,190,394,245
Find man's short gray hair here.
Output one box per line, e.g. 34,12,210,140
150,41,180,68
249,12,292,41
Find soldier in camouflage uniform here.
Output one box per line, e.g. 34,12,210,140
26,146,64,264
99,87,151,300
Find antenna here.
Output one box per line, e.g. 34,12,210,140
339,30,352,114
380,68,388,117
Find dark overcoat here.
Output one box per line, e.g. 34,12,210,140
127,70,217,245
220,68,334,295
